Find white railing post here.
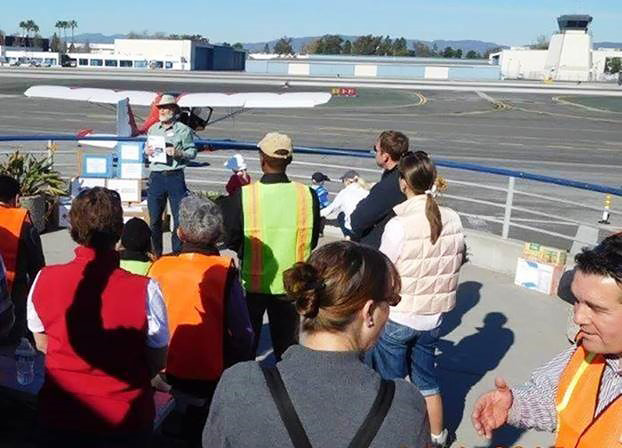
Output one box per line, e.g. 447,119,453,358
502,176,515,239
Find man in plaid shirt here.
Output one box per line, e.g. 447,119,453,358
472,234,622,447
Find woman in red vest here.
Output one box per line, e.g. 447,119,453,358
26,187,169,448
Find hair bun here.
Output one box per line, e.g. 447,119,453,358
283,262,325,319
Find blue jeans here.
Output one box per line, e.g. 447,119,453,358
147,170,187,256
369,319,441,396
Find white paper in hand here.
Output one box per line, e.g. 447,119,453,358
147,135,167,164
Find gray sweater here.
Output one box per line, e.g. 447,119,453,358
203,345,431,448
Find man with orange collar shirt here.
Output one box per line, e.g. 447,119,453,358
472,234,622,447
0,175,44,343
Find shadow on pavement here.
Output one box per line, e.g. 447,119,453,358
438,310,517,446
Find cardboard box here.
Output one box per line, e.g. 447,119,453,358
522,242,567,267
119,161,146,180
70,177,107,197
515,257,564,296
107,178,142,203
81,154,113,178
118,142,144,162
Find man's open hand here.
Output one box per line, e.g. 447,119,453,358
471,377,513,439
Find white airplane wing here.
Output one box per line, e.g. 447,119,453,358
25,86,331,108
25,86,157,106
178,92,332,108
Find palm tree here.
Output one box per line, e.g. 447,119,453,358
68,20,78,46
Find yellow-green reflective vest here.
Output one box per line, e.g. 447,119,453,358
241,181,314,294
120,259,152,276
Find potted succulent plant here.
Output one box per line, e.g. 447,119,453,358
0,150,66,233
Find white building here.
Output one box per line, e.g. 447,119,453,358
67,38,245,71
491,15,622,81
0,45,59,66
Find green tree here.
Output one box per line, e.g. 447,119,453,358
68,20,78,45
352,35,382,55
483,46,503,59
342,39,352,54
442,46,455,58
263,43,270,53
376,36,392,55
455,49,463,59
273,36,294,55
301,39,319,54
605,57,622,74
465,50,481,59
413,41,433,57
318,35,343,55
18,20,39,46
50,33,61,53
232,42,244,50
32,33,43,49
530,34,549,50
391,37,409,56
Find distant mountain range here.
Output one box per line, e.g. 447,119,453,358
69,33,622,53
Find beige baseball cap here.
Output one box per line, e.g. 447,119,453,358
257,132,293,159
156,94,178,107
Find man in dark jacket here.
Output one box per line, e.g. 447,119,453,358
350,130,408,248
0,175,45,343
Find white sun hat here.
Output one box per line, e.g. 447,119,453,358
224,153,247,171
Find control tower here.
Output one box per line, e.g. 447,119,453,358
544,14,593,81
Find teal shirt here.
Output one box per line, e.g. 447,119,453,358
147,120,197,172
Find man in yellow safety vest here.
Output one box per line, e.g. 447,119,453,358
223,132,320,360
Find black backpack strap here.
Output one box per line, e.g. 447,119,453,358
347,379,396,448
261,366,313,448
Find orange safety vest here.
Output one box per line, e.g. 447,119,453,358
555,344,622,448
149,252,231,381
0,206,28,294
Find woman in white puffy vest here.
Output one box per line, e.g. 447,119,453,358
369,150,465,448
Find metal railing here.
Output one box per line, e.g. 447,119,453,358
1,134,620,248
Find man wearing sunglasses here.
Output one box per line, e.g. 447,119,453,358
350,130,409,248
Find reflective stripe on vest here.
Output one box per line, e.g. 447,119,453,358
241,182,314,294
149,253,229,380
120,259,152,276
0,206,28,294
555,345,622,448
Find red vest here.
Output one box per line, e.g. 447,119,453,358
149,252,229,381
32,246,154,433
0,205,28,294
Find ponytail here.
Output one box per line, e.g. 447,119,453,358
399,150,444,245
425,195,443,245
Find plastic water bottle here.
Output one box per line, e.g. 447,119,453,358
15,337,36,386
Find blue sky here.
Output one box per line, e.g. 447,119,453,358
1,0,620,45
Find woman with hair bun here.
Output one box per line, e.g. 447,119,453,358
203,240,431,448
369,151,465,448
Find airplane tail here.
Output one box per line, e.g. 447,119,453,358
135,93,162,135
117,97,140,137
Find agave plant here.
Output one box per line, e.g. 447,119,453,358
0,150,66,197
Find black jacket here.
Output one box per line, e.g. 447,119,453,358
222,173,321,258
350,167,406,249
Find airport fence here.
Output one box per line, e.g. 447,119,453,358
1,134,620,250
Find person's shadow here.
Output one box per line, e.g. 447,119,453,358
61,253,155,443
440,281,482,338
437,312,516,444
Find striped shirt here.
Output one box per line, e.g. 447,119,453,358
507,345,622,432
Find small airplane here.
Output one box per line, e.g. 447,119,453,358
24,85,332,148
